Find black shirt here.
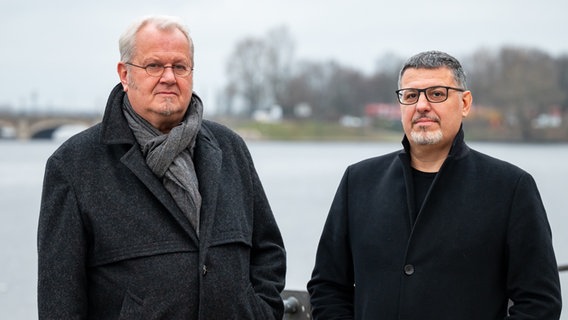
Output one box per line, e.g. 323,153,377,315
411,168,436,223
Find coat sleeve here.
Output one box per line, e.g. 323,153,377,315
37,154,88,319
307,169,355,319
248,150,287,320
506,172,562,319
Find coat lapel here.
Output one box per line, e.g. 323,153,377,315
193,124,223,244
101,85,220,245
120,145,199,243
101,84,199,243
119,124,223,245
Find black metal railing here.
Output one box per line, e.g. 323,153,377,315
282,290,311,319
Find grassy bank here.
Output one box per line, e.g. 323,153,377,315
216,118,568,143
225,120,403,141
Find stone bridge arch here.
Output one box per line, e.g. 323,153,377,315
27,117,98,139
0,112,101,140
0,118,16,138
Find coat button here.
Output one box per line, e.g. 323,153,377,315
404,264,415,275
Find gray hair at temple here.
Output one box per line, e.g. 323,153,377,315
398,50,467,89
119,15,194,65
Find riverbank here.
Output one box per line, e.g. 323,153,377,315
225,119,403,141
217,119,568,143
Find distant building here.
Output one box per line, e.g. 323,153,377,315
252,105,283,123
364,103,400,121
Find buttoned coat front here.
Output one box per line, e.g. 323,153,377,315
38,84,286,319
308,129,561,319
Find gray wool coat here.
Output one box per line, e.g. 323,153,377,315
38,84,286,319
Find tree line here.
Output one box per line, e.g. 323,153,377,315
217,27,568,141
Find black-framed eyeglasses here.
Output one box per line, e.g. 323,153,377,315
125,62,194,77
395,86,465,105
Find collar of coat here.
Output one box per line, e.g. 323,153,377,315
97,84,222,244
99,83,214,146
400,124,470,161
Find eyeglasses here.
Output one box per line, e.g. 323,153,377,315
125,62,194,77
395,86,465,105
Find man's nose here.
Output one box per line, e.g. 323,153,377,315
160,66,177,82
415,92,431,112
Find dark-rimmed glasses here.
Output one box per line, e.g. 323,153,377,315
125,62,193,77
395,86,465,105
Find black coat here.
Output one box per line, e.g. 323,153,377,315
38,84,286,319
308,129,561,319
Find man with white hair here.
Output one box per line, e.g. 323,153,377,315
38,15,286,319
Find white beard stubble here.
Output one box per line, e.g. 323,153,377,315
410,127,443,145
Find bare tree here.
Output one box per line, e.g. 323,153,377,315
264,27,295,110
225,37,269,116
224,26,296,117
492,48,564,140
466,48,501,105
556,54,568,112
324,62,367,118
283,61,330,120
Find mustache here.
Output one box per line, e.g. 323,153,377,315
412,115,440,125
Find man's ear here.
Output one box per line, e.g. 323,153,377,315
117,62,129,92
461,90,473,118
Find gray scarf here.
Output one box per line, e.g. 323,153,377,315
122,95,203,236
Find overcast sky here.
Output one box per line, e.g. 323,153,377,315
1,0,567,113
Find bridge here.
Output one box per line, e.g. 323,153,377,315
0,110,102,140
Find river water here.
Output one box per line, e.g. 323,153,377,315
1,138,567,319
